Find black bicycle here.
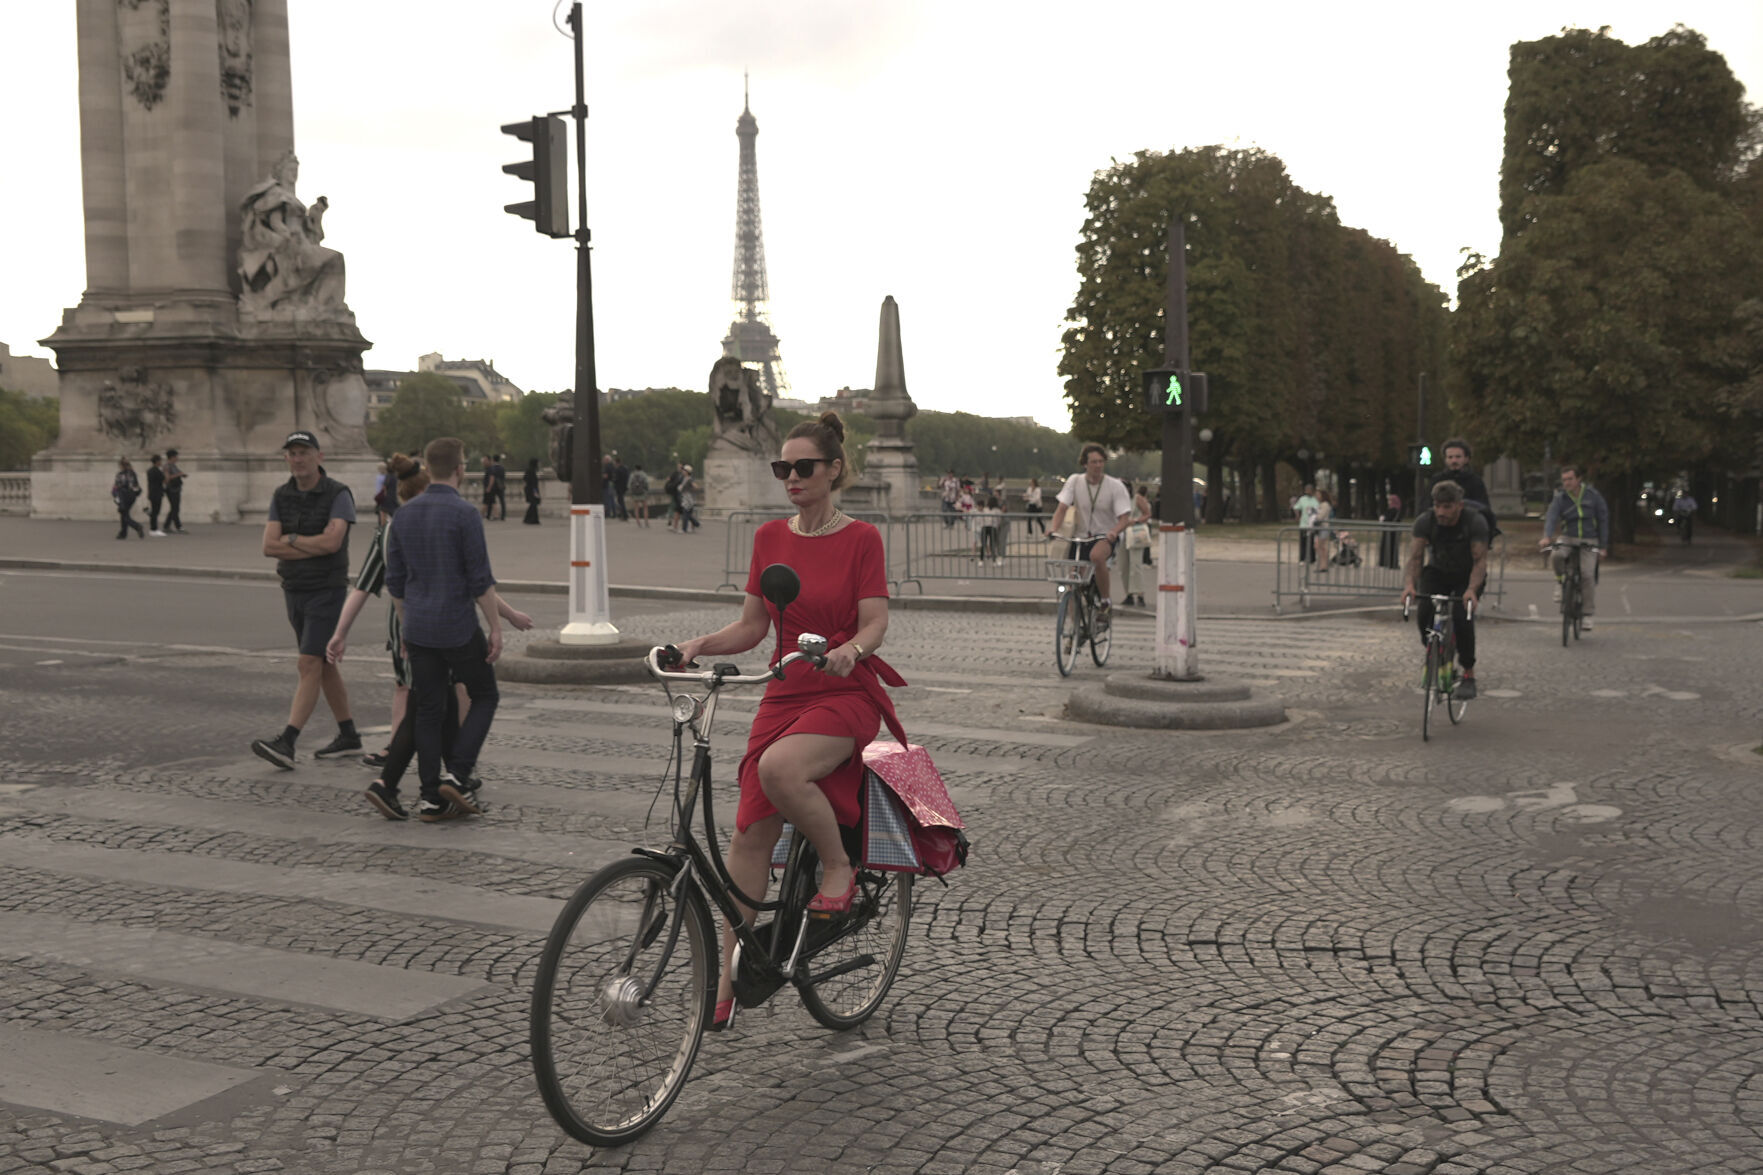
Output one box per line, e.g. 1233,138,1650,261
1403,592,1472,741
1551,538,1595,647
529,565,912,1147
1048,535,1114,676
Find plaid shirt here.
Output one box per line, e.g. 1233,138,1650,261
384,483,497,648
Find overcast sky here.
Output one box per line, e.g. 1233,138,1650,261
2,2,1759,430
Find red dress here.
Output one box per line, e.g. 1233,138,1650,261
734,518,901,832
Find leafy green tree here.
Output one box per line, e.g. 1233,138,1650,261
366,372,468,458
0,389,58,470
495,391,565,469
599,389,709,475
1454,159,1763,538
1500,26,1756,239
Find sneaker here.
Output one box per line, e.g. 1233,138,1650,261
417,797,459,822
1454,677,1478,701
149,529,167,537
449,772,484,798
1552,584,1562,602
365,781,408,821
250,734,296,770
361,749,389,770
313,730,363,758
437,772,481,816
1581,617,1594,631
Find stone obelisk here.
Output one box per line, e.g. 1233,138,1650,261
864,296,919,514
33,0,377,522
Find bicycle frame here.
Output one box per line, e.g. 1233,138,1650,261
642,645,854,1008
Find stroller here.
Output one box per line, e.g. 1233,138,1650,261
1330,530,1362,567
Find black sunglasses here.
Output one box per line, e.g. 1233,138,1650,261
771,458,830,480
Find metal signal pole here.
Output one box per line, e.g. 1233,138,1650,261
1156,220,1199,680
560,0,616,643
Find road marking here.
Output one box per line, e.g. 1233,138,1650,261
0,1025,265,1126
0,911,494,1020
921,686,972,694
1446,781,1621,824
0,833,563,934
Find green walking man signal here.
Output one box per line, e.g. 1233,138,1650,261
1143,368,1208,415
1409,443,1433,467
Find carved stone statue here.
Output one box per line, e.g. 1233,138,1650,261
238,151,347,315
542,404,574,482
97,367,176,447
708,356,777,453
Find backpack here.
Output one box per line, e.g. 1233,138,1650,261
664,470,682,495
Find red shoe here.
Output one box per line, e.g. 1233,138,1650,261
708,998,735,1033
806,874,859,919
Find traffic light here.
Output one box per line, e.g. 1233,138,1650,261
501,115,568,238
1144,368,1208,414
1409,443,1434,467
1144,368,1189,413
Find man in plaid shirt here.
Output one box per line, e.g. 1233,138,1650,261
385,436,507,821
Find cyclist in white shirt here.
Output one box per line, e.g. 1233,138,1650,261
1047,444,1133,622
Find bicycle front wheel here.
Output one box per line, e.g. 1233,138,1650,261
531,855,715,1148
1089,589,1113,667
796,855,914,1030
1561,579,1573,648
1055,591,1079,676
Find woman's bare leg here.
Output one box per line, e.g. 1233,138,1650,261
718,812,783,1005
756,733,858,904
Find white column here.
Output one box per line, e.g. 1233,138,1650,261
1155,523,1199,680
560,504,619,644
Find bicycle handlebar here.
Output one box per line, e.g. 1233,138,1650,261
1401,593,1475,621
647,640,826,687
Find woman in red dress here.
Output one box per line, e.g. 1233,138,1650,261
673,412,899,1030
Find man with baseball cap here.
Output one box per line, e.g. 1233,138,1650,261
251,429,360,769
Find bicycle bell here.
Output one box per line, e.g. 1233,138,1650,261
797,633,829,658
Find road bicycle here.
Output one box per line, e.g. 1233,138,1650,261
1550,538,1596,647
529,565,913,1147
1403,592,1473,741
1047,536,1114,676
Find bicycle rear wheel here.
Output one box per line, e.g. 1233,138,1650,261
1571,581,1582,641
1422,642,1438,742
1055,591,1079,676
531,855,715,1148
1089,587,1113,667
793,847,914,1031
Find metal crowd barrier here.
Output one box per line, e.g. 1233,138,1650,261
719,510,1076,593
1272,519,1506,613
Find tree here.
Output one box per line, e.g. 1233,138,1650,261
495,391,566,469
0,389,58,470
1500,26,1757,239
1453,159,1763,538
366,372,469,458
599,389,709,475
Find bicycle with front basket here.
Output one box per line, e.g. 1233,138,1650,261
1403,592,1473,741
1048,535,1114,676
528,565,913,1148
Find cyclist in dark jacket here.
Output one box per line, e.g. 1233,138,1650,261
1402,480,1488,699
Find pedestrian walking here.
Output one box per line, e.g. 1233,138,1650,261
664,463,684,530
249,430,360,770
939,469,960,527
111,458,145,539
602,454,619,519
145,454,168,536
613,456,630,520
628,464,651,527
1378,492,1404,569
162,448,187,532
491,454,509,521
384,436,507,822
522,457,542,524
1022,476,1045,533
480,455,498,520
678,464,701,532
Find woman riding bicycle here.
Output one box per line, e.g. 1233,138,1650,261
671,411,903,1031
1045,443,1133,622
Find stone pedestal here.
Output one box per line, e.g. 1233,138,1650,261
1067,673,1287,730
865,441,919,516
34,307,378,521
703,439,783,517
498,638,651,685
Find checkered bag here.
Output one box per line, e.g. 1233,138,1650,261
768,743,969,878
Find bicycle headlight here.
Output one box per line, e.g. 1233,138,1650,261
671,695,698,725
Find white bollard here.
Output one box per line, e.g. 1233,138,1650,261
1155,522,1199,680
559,504,619,644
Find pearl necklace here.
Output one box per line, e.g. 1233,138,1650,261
789,508,846,537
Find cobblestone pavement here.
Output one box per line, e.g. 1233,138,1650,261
3,595,1762,1174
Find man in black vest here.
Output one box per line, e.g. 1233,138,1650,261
251,430,360,769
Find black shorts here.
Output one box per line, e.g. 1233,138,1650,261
1066,536,1115,564
284,586,347,658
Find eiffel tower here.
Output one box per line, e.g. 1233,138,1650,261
721,77,791,397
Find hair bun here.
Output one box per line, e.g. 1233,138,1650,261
817,411,846,443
